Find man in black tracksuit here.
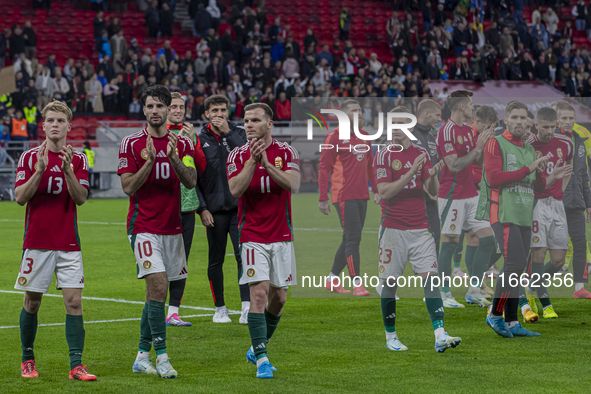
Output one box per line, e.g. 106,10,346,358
196,95,251,323
413,99,443,254
553,102,591,298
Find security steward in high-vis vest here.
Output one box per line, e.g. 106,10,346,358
11,111,28,141
24,102,39,140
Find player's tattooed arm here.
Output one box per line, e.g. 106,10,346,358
60,145,88,205
15,141,47,206
167,132,197,189
443,150,480,174
378,153,426,200
121,136,156,196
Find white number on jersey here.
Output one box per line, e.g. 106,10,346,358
155,162,170,179
47,176,63,194
547,161,554,175
260,176,270,193
404,174,417,190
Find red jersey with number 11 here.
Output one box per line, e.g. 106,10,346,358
16,147,90,251
227,139,300,244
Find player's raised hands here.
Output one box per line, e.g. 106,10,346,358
211,117,230,134
528,155,548,174
36,140,48,173
430,160,445,177
249,138,265,162
167,132,179,158
553,163,573,180
180,122,195,141
411,152,427,175
59,145,74,172
146,135,156,162
476,126,494,150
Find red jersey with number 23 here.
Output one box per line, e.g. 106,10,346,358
374,142,432,230
526,133,573,200
227,139,300,244
118,129,195,235
437,119,477,199
16,147,90,251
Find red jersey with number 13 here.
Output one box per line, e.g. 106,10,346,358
118,129,196,235
227,139,300,244
16,147,90,251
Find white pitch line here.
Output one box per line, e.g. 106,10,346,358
0,219,377,233
0,290,240,314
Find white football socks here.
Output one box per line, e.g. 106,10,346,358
136,351,149,360
575,283,584,292
434,327,445,339
256,356,269,367
385,331,398,340
167,305,179,319
156,353,169,363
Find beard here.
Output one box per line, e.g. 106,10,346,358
147,116,166,127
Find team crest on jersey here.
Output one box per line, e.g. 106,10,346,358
247,268,256,278
445,143,453,153
457,135,464,144
275,156,283,169
141,148,148,160
392,160,402,170
16,171,25,181
535,151,542,159
143,260,152,270
532,236,540,244
450,224,456,231
119,157,128,169
377,168,387,179
557,148,563,158
379,266,385,274
18,277,27,286
228,163,237,175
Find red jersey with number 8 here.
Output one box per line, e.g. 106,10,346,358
227,139,300,244
526,134,573,200
16,147,90,251
373,142,432,230
118,129,196,235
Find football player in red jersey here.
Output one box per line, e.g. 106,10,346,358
518,106,573,322
436,90,495,308
374,106,461,353
227,103,300,379
318,99,379,296
14,100,96,381
164,92,206,327
119,85,197,378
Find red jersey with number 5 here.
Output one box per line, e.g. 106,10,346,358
118,129,195,235
437,119,477,199
16,147,90,251
227,139,300,244
526,134,573,200
373,142,432,230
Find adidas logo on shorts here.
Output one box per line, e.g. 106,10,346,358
431,262,438,269
50,165,61,172
179,267,188,275
157,151,167,158
404,161,412,168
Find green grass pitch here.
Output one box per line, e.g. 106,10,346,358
1,195,590,393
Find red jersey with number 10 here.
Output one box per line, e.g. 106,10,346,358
227,139,300,244
437,119,478,199
373,142,432,230
16,147,90,251
526,133,573,200
118,129,195,235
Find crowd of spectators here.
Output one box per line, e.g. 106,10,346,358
3,0,591,144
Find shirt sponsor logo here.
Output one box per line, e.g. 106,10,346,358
16,171,25,181
532,236,540,243
457,135,464,144
556,148,563,158
445,143,453,153
143,260,152,269
275,156,283,169
18,277,27,286
392,160,402,170
377,168,387,179
141,148,148,160
287,162,299,171
246,268,256,277
119,157,128,169
228,163,237,175
80,179,89,186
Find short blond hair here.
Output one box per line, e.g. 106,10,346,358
447,90,473,112
42,100,73,122
417,99,441,116
170,92,183,100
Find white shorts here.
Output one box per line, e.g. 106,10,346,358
378,227,438,279
439,195,490,236
129,233,188,281
531,197,568,250
239,241,296,288
14,249,84,293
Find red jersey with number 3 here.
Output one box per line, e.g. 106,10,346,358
118,129,196,235
16,147,90,251
373,142,432,230
227,139,300,244
437,119,477,199
526,134,573,200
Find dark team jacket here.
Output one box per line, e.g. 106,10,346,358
555,127,591,211
195,120,247,214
